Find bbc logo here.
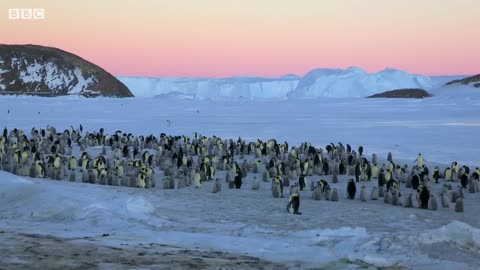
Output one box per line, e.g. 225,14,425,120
8,8,45,20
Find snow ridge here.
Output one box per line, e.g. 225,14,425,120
118,67,460,99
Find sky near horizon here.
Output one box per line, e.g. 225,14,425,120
1,0,479,77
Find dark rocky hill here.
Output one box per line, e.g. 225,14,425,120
367,88,431,98
445,74,480,88
0,44,134,97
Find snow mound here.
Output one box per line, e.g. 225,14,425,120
430,84,480,99
126,196,155,216
419,221,480,249
291,67,434,98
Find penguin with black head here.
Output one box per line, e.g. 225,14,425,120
347,179,356,199
286,192,301,215
418,186,430,209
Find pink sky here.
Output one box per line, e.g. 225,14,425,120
1,0,479,77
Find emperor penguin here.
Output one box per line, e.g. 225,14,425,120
444,167,452,181
432,167,440,183
212,178,222,193
403,193,413,208
411,175,420,190
163,177,173,189
29,162,37,178
468,179,476,193
450,190,459,203
455,197,464,212
330,188,339,201
137,173,146,188
358,146,363,156
440,191,449,208
194,169,202,188
387,152,392,162
298,174,306,191
370,186,379,200
458,186,464,199
428,194,438,211
234,171,242,189
371,164,379,179
332,172,338,183
416,153,424,167
379,186,385,198
286,192,301,215
460,174,468,189
371,153,378,165
359,186,367,202
312,182,322,200
262,170,269,182
418,186,430,209
82,169,89,183
252,176,260,190
177,175,186,189
384,190,391,204
272,179,282,198
69,170,76,182
391,190,401,206
290,182,300,196
347,179,356,200
88,169,97,184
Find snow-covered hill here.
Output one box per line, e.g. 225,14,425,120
118,67,467,99
0,44,133,97
428,74,480,98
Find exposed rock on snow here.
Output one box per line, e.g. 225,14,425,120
0,44,133,97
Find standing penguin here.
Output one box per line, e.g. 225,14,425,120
252,176,260,190
469,179,476,193
387,152,392,162
415,153,424,167
451,190,459,203
432,167,440,183
286,193,301,215
212,178,222,193
370,186,379,200
272,179,282,198
332,172,338,183
330,188,339,201
444,167,452,181
455,197,464,212
234,171,242,189
194,170,202,188
298,174,306,191
428,195,438,211
440,191,449,208
403,193,413,208
460,174,468,189
419,186,430,209
312,183,322,200
359,186,367,202
347,179,356,199
358,146,363,156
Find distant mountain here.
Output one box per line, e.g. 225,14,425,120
119,67,451,99
118,76,298,99
0,44,133,97
445,74,480,88
427,74,480,98
367,88,431,98
289,67,434,98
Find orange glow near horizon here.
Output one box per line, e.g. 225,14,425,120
1,0,479,77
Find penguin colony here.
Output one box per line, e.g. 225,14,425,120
0,126,478,215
